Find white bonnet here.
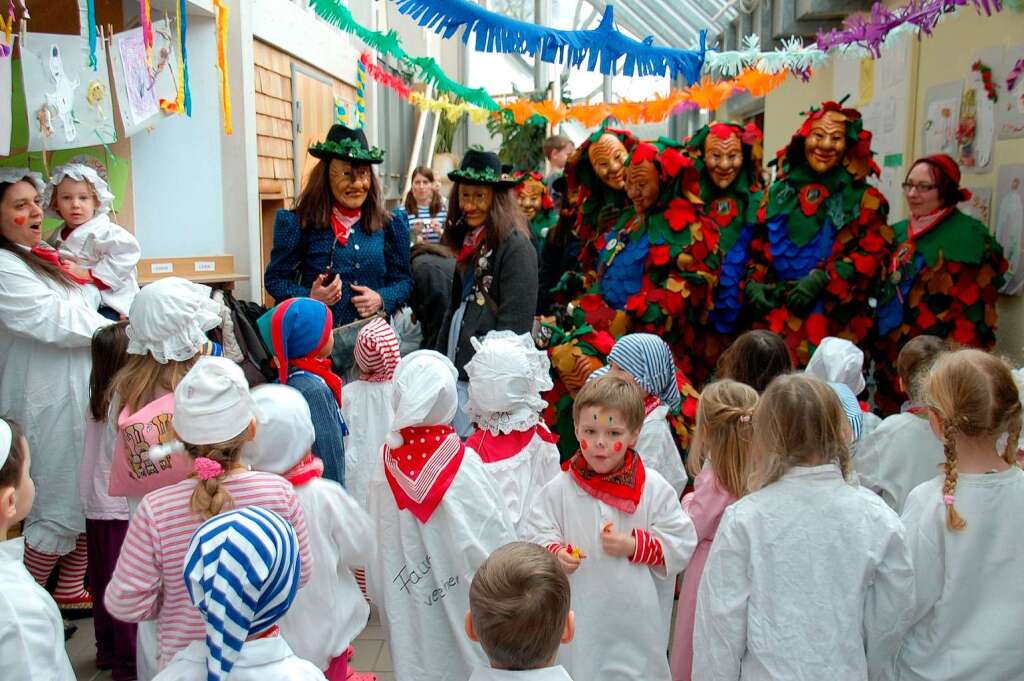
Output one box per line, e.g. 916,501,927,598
173,357,260,445
241,384,315,475
0,168,45,194
805,336,866,396
127,277,223,363
42,163,116,215
464,331,551,431
386,350,459,448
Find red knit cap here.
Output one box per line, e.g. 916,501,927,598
915,154,972,202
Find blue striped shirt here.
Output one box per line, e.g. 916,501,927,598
409,204,446,244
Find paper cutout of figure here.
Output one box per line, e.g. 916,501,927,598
44,44,79,142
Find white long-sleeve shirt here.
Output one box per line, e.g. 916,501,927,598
636,406,688,497
693,464,915,681
49,213,141,316
890,467,1024,681
855,413,944,513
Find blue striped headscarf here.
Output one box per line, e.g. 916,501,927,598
828,382,864,443
607,334,682,414
183,506,301,681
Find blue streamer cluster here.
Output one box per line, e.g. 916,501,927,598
391,0,706,84
87,0,97,70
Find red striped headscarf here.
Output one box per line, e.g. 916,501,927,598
354,317,401,382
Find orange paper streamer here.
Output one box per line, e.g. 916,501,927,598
214,0,232,135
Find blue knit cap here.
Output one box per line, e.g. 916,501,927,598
182,506,301,681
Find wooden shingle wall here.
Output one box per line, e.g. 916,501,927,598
255,41,296,200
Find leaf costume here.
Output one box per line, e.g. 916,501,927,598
574,127,639,274
748,101,893,366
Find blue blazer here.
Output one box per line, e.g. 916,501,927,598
264,209,413,326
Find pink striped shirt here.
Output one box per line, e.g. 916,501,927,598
105,471,312,667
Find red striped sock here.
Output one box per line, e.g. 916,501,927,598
53,534,90,602
23,544,60,586
353,567,371,604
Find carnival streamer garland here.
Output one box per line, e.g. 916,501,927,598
360,53,411,99
2,1,17,58
87,0,98,70
392,0,706,83
214,0,232,134
139,0,153,64
409,91,492,123
309,0,500,110
160,0,191,116
972,60,997,101
355,56,367,129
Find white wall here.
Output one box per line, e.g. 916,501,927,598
131,15,226,258
252,0,360,83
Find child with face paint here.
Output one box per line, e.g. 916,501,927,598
43,162,141,319
591,333,689,497
528,374,696,681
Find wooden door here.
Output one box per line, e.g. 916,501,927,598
291,66,336,195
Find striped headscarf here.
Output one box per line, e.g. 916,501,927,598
828,382,864,443
183,506,301,681
607,334,682,414
354,317,401,382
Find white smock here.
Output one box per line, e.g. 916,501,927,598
854,413,944,513
637,406,688,497
466,429,560,538
693,464,915,681
341,379,395,509
48,212,141,316
0,249,111,553
280,478,374,670
366,453,516,681
527,469,697,681
889,467,1024,681
153,637,326,681
468,666,575,680
0,537,76,680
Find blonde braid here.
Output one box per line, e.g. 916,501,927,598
188,430,250,520
941,422,967,531
1002,403,1023,468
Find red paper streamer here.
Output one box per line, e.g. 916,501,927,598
360,52,412,99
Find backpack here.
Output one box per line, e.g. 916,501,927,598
216,290,275,386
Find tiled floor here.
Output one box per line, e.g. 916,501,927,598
71,607,394,680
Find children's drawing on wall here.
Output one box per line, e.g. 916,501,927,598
996,165,1024,295
958,50,1000,172
922,81,963,157
110,20,177,137
21,32,116,152
960,186,992,227
997,45,1024,140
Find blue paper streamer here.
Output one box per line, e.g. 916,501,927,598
392,0,706,83
87,0,97,70
180,0,192,116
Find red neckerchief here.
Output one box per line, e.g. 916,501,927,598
906,404,929,418
383,425,464,523
291,357,344,409
60,224,74,241
457,226,485,266
908,205,955,240
466,423,559,464
283,453,324,487
248,625,281,641
30,244,91,285
565,449,646,514
644,395,661,417
330,204,361,246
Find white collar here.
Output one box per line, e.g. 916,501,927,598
780,463,844,481
468,665,574,681
174,636,294,667
0,536,26,564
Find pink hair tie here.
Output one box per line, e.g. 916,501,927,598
194,457,224,481
739,415,751,423
942,494,955,507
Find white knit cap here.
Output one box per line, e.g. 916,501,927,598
0,168,45,194
42,163,116,215
386,350,458,448
464,331,551,433
127,277,223,363
173,357,259,445
241,384,315,474
805,336,866,395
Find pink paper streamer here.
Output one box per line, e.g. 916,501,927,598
1008,57,1024,92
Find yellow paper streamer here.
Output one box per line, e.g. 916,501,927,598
409,91,492,124
214,0,232,135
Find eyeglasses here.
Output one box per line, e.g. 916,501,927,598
901,182,937,194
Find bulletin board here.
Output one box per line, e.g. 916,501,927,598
833,32,915,221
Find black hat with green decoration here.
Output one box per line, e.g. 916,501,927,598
448,149,521,188
308,124,384,164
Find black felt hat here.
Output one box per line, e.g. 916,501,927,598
448,149,519,187
309,124,384,164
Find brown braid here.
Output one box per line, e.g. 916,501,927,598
940,422,967,531
1002,403,1023,467
187,429,252,520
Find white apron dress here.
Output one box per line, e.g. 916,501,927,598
341,379,395,509
48,213,141,316
0,250,111,553
637,405,688,497
527,469,697,681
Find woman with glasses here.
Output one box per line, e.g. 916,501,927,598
874,154,1008,410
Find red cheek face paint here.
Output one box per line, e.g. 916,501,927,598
14,216,26,225
580,440,590,451
613,441,623,453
